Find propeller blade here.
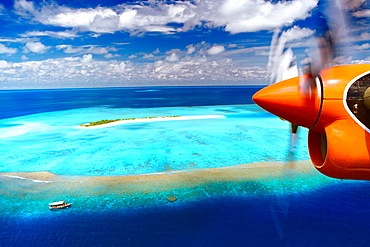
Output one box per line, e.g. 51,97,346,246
290,124,299,152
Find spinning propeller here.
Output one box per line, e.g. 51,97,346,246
260,1,345,153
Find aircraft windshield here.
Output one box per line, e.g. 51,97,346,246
346,73,370,130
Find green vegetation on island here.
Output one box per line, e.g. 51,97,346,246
80,116,182,127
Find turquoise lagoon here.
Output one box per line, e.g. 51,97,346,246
0,104,309,175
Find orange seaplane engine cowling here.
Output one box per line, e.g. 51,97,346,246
253,64,370,181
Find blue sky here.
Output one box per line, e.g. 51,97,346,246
0,0,369,89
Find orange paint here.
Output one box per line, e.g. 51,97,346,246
253,64,370,180
253,74,321,129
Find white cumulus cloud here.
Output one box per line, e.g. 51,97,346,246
281,26,315,42
14,0,194,34
81,54,93,63
215,0,318,33
57,45,117,55
186,44,196,54
86,46,112,55
165,53,180,62
355,43,370,50
207,45,225,55
0,44,17,54
57,45,83,53
104,53,120,59
13,0,319,35
0,60,12,68
23,41,48,53
0,55,269,89
14,0,35,15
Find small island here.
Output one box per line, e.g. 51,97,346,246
80,116,182,127
78,115,225,129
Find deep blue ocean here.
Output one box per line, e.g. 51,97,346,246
2,183,370,246
0,86,262,120
1,86,370,246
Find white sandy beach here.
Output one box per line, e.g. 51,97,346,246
79,115,226,129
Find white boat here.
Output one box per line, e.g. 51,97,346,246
49,201,72,210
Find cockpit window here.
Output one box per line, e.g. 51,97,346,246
346,73,370,130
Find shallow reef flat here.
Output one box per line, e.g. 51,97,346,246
0,160,339,217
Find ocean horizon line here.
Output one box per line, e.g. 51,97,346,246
0,84,267,92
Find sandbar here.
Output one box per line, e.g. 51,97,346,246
0,160,340,217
